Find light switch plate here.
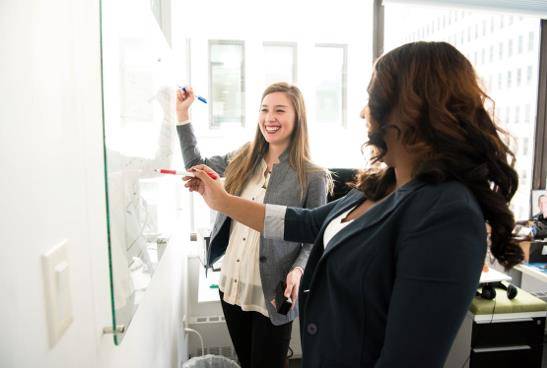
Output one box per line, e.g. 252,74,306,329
42,239,73,347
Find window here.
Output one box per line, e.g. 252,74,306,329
497,72,503,90
383,3,542,218
209,41,245,127
263,42,297,86
521,169,528,187
314,44,347,126
498,42,503,59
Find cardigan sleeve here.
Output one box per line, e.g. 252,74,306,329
176,123,235,176
291,171,328,270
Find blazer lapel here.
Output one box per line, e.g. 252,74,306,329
299,190,365,288
323,179,426,256
322,189,366,227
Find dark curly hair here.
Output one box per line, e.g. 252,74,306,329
354,41,523,269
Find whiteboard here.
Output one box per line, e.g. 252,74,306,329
101,0,182,344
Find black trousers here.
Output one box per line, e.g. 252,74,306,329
219,291,292,368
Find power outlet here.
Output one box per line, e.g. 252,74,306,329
42,239,73,347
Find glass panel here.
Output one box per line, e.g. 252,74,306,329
100,0,180,344
263,43,296,85
314,45,346,125
209,41,245,126
384,4,541,220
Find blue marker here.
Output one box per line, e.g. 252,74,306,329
178,85,207,104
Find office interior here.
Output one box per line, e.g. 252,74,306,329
1,0,547,367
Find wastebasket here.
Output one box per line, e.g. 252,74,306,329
182,354,240,368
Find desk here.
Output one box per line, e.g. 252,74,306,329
515,263,547,284
197,266,221,303
445,286,546,368
518,240,547,263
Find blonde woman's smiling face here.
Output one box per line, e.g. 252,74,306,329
258,92,296,147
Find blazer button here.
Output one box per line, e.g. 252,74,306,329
259,256,267,263
306,323,318,335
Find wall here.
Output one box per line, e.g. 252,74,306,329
0,1,188,367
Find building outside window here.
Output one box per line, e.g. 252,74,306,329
383,3,541,219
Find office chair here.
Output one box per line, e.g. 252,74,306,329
327,168,359,202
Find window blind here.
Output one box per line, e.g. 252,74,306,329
383,0,547,17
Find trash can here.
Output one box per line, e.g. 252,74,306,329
182,354,240,368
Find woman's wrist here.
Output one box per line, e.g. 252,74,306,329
218,192,236,214
177,111,190,123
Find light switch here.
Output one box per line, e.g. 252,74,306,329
42,239,73,347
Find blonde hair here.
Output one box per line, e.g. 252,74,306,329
224,82,328,198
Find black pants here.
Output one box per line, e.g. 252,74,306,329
219,291,292,368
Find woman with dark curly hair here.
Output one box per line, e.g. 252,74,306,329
183,41,523,367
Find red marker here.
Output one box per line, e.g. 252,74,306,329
155,169,218,180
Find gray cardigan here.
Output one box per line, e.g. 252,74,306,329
177,123,327,325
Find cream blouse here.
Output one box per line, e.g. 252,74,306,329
219,160,271,316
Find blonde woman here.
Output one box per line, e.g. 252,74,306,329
176,83,329,368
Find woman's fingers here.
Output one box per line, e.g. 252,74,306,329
189,164,211,173
284,283,293,299
190,165,220,182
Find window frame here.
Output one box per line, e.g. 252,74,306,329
532,19,547,190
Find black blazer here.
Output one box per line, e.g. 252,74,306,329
283,180,486,367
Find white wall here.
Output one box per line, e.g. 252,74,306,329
0,1,188,367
